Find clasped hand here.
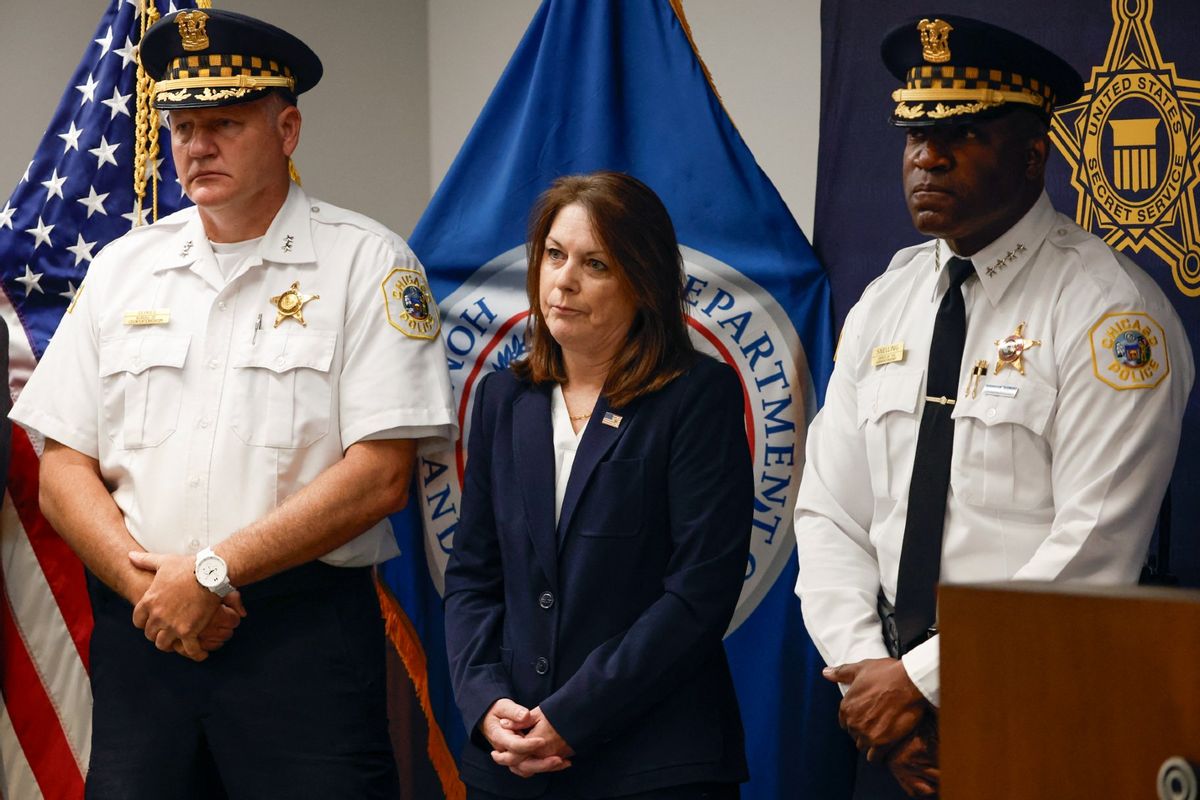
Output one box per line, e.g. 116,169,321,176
481,699,573,778
824,657,938,797
884,715,939,797
128,551,247,662
823,657,926,754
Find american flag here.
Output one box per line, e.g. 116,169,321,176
0,1,197,796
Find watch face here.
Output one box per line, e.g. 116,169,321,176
196,556,226,588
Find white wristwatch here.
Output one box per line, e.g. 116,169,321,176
194,548,234,598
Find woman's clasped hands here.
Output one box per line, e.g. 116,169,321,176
481,698,575,778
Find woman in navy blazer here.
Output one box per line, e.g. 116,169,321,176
444,172,753,799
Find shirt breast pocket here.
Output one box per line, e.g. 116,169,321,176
951,378,1057,510
230,329,337,449
857,369,923,501
99,334,191,449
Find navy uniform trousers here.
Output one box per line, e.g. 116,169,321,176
854,751,920,800
85,561,400,800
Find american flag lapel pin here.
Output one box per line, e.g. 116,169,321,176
602,412,622,428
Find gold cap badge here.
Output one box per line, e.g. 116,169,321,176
177,10,210,52
270,281,319,327
918,18,953,64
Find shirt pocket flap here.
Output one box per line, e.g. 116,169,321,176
953,377,1057,436
231,330,337,374
99,334,191,377
857,368,925,426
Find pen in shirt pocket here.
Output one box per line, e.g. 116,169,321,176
251,313,261,344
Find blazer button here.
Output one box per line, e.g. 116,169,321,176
538,591,555,609
534,656,549,675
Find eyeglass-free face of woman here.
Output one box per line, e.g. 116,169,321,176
538,202,637,368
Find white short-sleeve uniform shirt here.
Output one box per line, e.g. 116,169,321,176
12,183,457,567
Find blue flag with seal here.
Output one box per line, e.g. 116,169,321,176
375,1,850,797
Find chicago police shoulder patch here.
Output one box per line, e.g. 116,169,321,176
382,267,440,340
1088,311,1169,390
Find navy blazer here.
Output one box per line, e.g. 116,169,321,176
444,355,752,798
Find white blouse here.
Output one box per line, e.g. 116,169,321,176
550,385,586,525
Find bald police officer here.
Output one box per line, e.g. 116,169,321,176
11,9,455,798
793,15,1192,798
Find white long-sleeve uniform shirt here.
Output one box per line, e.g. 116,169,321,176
12,183,457,567
794,192,1193,706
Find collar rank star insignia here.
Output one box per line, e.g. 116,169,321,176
986,243,1026,277
270,281,319,327
994,322,1041,376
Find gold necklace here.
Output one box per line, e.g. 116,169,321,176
563,385,595,421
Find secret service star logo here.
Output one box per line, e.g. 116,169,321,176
1050,0,1200,296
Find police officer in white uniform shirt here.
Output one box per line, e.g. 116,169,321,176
793,15,1193,799
10,9,455,799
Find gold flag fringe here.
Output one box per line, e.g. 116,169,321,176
132,0,214,225
132,1,162,225
374,573,466,800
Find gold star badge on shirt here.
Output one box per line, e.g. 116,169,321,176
270,281,319,327
994,322,1041,375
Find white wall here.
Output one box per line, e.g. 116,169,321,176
0,3,98,202
684,0,819,234
232,0,430,231
0,0,821,238
427,0,541,208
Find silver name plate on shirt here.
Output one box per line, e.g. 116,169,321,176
982,383,1019,399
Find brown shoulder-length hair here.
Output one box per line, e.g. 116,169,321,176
511,171,696,408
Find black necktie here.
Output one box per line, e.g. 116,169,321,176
893,255,975,655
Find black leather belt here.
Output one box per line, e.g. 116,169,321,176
878,592,937,658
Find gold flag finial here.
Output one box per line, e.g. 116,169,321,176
918,18,953,64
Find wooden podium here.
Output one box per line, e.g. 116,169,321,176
939,582,1200,799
